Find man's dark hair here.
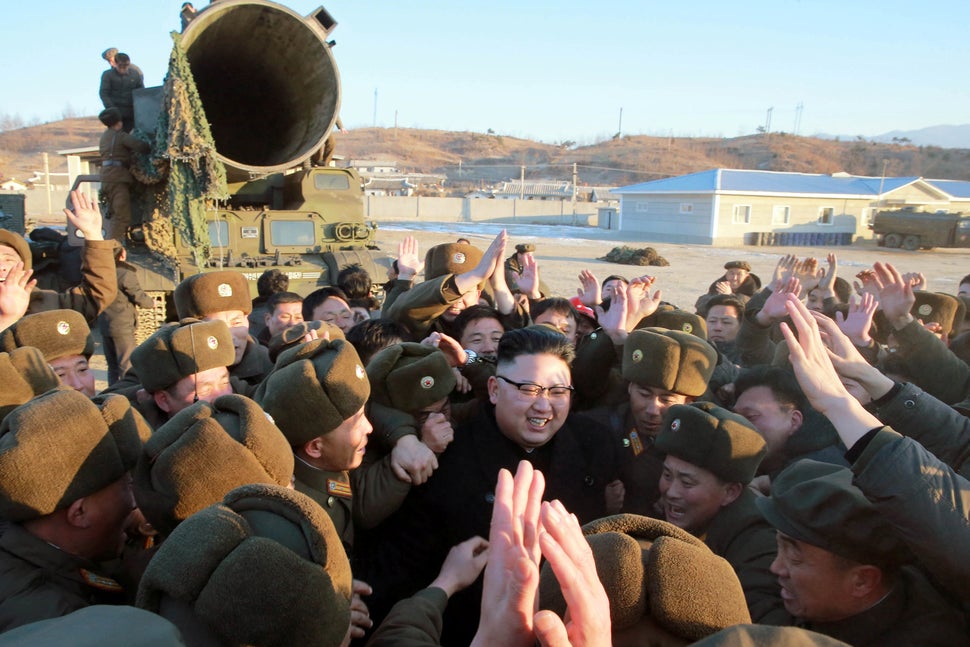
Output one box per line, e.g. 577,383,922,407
115,52,131,65
497,327,575,368
302,286,349,321
265,291,303,315
959,273,970,287
531,297,578,325
601,274,629,288
453,305,504,341
346,319,408,366
733,366,807,413
338,264,373,300
348,296,381,313
702,294,745,319
256,269,289,298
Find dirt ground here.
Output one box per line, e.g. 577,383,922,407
91,224,969,391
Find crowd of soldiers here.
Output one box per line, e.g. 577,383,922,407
0,194,968,646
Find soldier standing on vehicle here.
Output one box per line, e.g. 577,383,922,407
98,108,149,243
99,52,144,133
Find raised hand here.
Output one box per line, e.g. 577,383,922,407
0,262,35,331
576,270,601,307
869,262,915,330
65,189,105,241
780,294,882,447
793,257,821,291
816,253,839,299
396,236,424,280
596,281,629,344
625,276,661,330
771,254,798,290
755,277,801,326
835,293,877,346
533,500,612,647
517,254,542,300
456,230,507,295
471,461,544,647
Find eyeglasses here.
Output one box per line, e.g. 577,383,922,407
496,375,573,399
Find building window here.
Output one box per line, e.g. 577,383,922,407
679,202,693,214
635,201,649,213
818,207,834,225
732,205,751,224
772,205,790,225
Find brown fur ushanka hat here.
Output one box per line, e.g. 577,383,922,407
174,270,252,318
0,388,150,522
137,484,352,647
256,338,370,446
133,394,294,536
0,309,94,361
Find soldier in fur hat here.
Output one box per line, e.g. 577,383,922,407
758,460,966,645
0,309,96,397
600,328,718,516
0,191,117,332
654,402,788,623
127,319,236,428
174,270,273,393
256,338,392,639
137,484,353,646
0,389,151,630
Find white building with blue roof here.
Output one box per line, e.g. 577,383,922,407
610,169,970,246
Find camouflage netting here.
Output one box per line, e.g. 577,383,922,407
142,31,228,267
599,246,670,267
130,130,169,185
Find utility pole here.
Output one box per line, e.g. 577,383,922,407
372,88,377,127
43,153,52,216
617,107,623,138
764,107,773,139
793,102,803,135
571,162,578,225
520,165,525,200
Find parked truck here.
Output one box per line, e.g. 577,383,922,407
68,0,388,339
870,208,970,251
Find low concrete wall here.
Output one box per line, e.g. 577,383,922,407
366,195,599,224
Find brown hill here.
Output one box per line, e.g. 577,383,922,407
2,118,969,189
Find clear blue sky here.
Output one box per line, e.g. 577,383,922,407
2,0,967,144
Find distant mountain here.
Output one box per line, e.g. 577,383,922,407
872,124,970,149
816,124,970,149
3,119,970,187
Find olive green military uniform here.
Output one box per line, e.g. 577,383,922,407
702,489,791,625
654,402,781,625
366,587,449,647
579,402,664,516
98,123,150,242
794,566,967,646
293,454,410,551
758,460,968,646
24,239,118,326
0,524,127,632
